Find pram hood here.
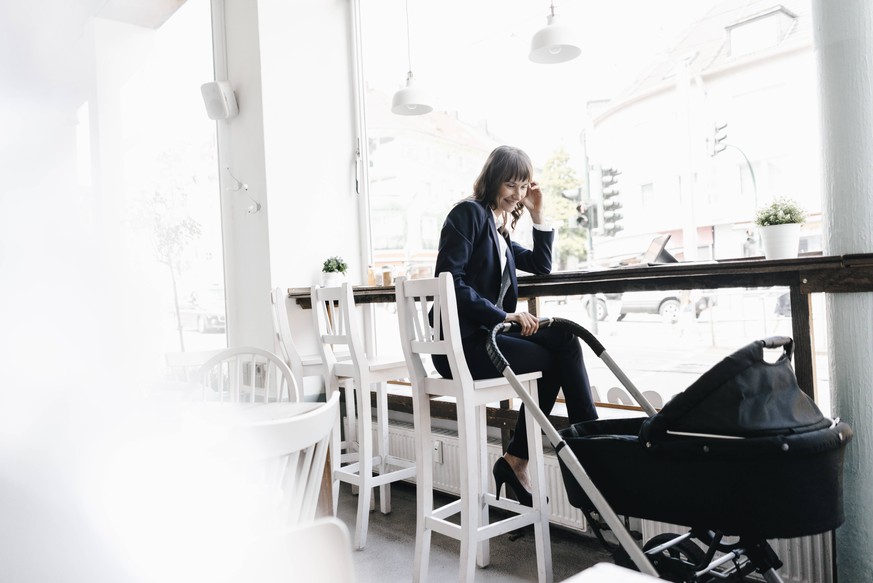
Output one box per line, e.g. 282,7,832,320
640,337,830,442
551,328,851,539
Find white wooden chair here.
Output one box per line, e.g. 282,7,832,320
607,386,633,406
234,392,340,525
198,346,301,403
270,287,328,401
641,390,663,410
311,282,416,550
271,286,358,466
165,348,225,383
395,273,552,582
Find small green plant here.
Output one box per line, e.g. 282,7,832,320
322,256,348,274
755,197,806,226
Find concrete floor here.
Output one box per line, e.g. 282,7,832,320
336,481,614,582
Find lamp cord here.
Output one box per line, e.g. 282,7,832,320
404,0,412,74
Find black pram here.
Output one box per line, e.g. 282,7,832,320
487,318,852,583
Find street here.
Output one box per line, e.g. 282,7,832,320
538,290,831,412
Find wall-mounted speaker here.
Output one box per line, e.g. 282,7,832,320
200,81,239,120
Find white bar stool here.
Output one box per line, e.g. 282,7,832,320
272,287,358,451
395,273,552,582
270,287,330,401
311,282,416,550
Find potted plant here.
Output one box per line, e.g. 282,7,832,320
755,197,806,260
321,255,348,287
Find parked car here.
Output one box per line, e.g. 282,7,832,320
583,294,609,321
541,294,610,321
178,287,227,332
617,290,716,321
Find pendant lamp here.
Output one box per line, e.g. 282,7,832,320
391,0,432,115
529,0,581,64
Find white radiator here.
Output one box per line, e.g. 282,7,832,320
384,422,833,583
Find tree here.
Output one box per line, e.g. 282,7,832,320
130,153,203,352
539,147,588,269
147,188,201,351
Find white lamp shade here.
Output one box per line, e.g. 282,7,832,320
529,14,581,64
391,74,433,116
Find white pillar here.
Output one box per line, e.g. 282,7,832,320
812,1,873,580
213,0,275,349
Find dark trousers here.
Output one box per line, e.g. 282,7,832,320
432,325,598,460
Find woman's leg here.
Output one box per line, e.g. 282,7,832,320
459,327,597,460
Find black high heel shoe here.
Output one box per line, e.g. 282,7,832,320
492,457,534,507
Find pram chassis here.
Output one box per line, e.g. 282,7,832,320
486,317,848,583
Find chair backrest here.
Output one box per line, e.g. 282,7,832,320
641,390,664,410
198,346,301,403
270,287,308,391
165,348,225,383
236,392,339,525
394,272,474,390
607,386,633,406
310,283,367,390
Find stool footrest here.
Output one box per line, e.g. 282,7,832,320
425,498,544,542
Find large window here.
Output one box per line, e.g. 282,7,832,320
126,4,225,358
360,0,713,275
354,0,830,407
108,2,225,373
356,0,820,271
4,1,224,389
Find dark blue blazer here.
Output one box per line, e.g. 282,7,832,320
434,198,554,339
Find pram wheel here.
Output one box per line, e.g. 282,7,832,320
642,533,705,583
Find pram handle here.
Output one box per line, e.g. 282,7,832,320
762,336,794,359
488,317,606,373
486,317,662,576
489,317,659,418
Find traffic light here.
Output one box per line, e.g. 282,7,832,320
561,187,582,200
711,122,728,156
600,167,623,237
576,203,599,229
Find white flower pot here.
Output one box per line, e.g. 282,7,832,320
759,223,801,260
322,271,346,287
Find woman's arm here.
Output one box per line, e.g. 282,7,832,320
513,180,553,274
512,228,554,275
434,201,507,329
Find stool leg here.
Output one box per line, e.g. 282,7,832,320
344,381,358,454
476,403,490,568
524,381,553,583
412,392,433,583
376,380,392,514
457,397,480,582
353,376,374,550
340,380,360,497
329,385,343,514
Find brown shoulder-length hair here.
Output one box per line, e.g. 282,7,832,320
472,145,533,233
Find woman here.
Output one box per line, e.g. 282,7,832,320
432,145,598,506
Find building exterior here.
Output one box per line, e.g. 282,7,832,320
588,0,820,262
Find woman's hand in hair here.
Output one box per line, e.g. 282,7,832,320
504,311,540,336
524,181,545,224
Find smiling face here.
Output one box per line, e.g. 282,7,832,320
495,178,529,214
472,146,534,215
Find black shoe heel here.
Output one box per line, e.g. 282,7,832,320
492,458,534,507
